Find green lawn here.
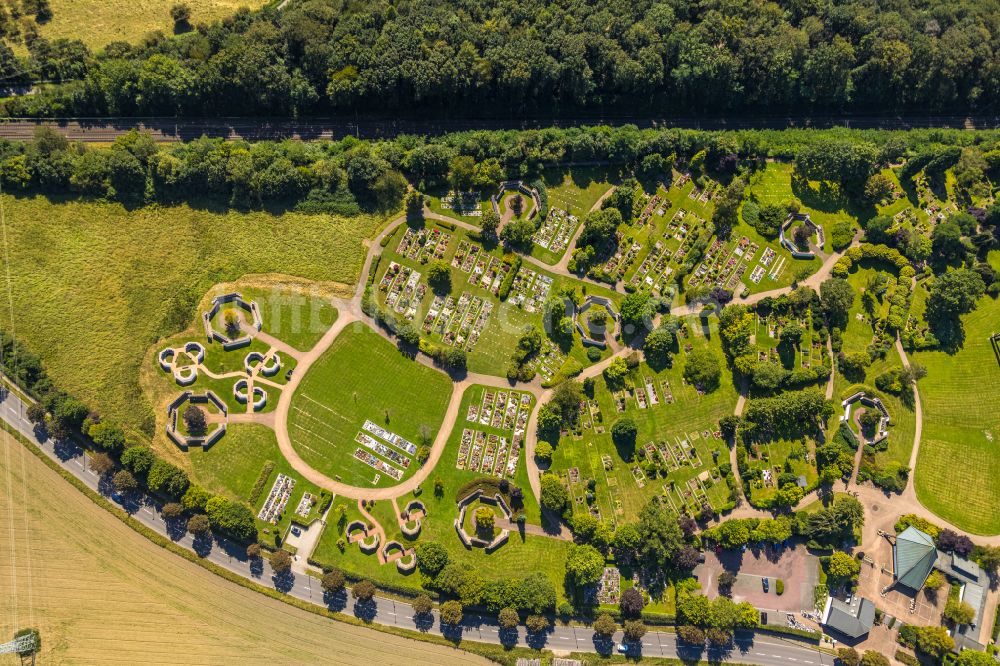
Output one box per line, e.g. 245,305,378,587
312,489,574,601
310,380,575,599
829,263,917,472
240,286,339,352
747,162,859,246
148,328,292,418
287,322,452,489
187,423,326,543
529,167,617,265
913,295,1000,534
0,194,382,437
542,166,620,217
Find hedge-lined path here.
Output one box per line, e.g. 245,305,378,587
356,499,389,565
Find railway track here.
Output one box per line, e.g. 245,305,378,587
0,114,997,142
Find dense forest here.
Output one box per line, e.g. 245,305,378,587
2,0,1000,117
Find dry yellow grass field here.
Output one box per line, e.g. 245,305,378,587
0,434,488,665
42,0,269,48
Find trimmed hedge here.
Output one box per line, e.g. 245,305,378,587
755,624,821,643
248,461,275,505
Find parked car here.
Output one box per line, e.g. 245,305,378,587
617,643,631,655
291,526,301,536
762,577,770,592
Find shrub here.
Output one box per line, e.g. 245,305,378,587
622,619,647,641
161,502,184,520
204,495,257,543
88,451,115,476
112,469,138,493
525,614,549,633
247,462,275,505
186,513,210,535
534,441,553,464
412,594,433,616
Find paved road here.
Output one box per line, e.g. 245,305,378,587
0,386,839,665
1,114,1000,142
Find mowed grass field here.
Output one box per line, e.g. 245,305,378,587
913,295,1000,534
0,195,380,436
0,435,488,665
41,0,268,48
287,323,452,488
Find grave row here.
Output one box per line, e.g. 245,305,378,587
380,262,425,321
441,190,483,216
456,428,520,478
466,389,532,434
424,291,494,350
533,207,578,253
507,267,553,313
397,226,451,263
258,473,295,524
351,419,420,481
689,235,758,290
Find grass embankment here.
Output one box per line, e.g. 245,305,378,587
0,427,489,666
0,195,380,436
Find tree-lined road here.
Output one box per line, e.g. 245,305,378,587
1,114,1000,142
0,386,837,665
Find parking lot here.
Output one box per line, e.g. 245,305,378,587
695,543,819,613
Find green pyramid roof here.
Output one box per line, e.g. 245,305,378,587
894,526,937,590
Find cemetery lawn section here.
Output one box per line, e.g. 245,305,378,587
287,322,452,489
240,285,339,353
0,435,487,666
913,296,1000,535
0,195,380,435
830,266,918,471
41,0,269,47
551,319,740,525
543,166,621,217
313,492,573,605
309,383,576,599
186,423,327,539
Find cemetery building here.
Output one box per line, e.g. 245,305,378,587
821,594,875,640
